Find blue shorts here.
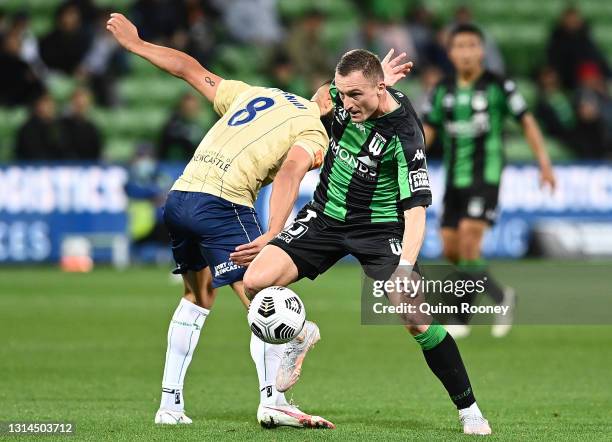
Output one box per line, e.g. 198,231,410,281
163,191,264,288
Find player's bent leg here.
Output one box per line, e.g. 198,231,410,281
411,322,491,435
156,268,213,424
391,279,490,434
243,245,299,299
373,266,488,433
385,270,491,434
241,245,321,396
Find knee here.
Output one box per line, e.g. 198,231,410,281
243,268,265,300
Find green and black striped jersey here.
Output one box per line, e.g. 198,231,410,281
423,70,528,189
312,83,432,224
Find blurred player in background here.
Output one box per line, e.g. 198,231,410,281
106,12,411,429
422,24,556,338
242,49,493,435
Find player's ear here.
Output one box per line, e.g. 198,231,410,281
377,81,386,96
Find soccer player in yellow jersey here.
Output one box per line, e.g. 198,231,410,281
107,13,411,428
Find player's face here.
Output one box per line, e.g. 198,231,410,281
334,70,384,122
449,33,484,74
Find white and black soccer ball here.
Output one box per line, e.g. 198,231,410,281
248,286,306,344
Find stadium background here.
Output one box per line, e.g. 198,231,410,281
1,1,611,440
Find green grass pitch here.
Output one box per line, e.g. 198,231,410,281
1,263,611,441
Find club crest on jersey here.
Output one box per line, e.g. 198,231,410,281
468,197,485,217
389,238,402,256
443,93,455,109
368,132,387,156
408,168,431,192
471,92,488,111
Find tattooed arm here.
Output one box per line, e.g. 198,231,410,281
106,13,222,102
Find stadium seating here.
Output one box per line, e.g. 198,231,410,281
1,0,611,162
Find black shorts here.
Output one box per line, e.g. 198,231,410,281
440,185,499,228
268,203,407,281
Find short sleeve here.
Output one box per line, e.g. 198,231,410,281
293,124,329,169
501,78,528,121
213,80,252,116
422,83,445,128
395,125,432,211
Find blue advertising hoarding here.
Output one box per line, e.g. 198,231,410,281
1,163,611,263
0,165,127,262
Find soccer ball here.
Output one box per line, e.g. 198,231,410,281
248,286,306,344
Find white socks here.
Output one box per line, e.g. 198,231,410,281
159,298,288,412
249,333,288,406
459,401,483,418
160,298,209,412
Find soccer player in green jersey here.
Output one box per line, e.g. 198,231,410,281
422,24,556,338
239,49,492,435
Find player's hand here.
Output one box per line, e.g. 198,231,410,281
540,165,556,192
381,48,414,87
387,262,416,299
230,232,275,267
106,13,142,52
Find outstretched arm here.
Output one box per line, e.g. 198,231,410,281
106,13,222,102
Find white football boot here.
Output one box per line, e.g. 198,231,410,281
492,287,516,338
257,403,335,429
459,403,491,435
154,409,193,425
460,413,492,435
276,320,320,392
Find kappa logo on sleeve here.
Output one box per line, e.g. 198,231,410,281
408,168,431,192
412,149,425,161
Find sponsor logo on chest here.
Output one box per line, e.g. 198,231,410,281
330,132,388,181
